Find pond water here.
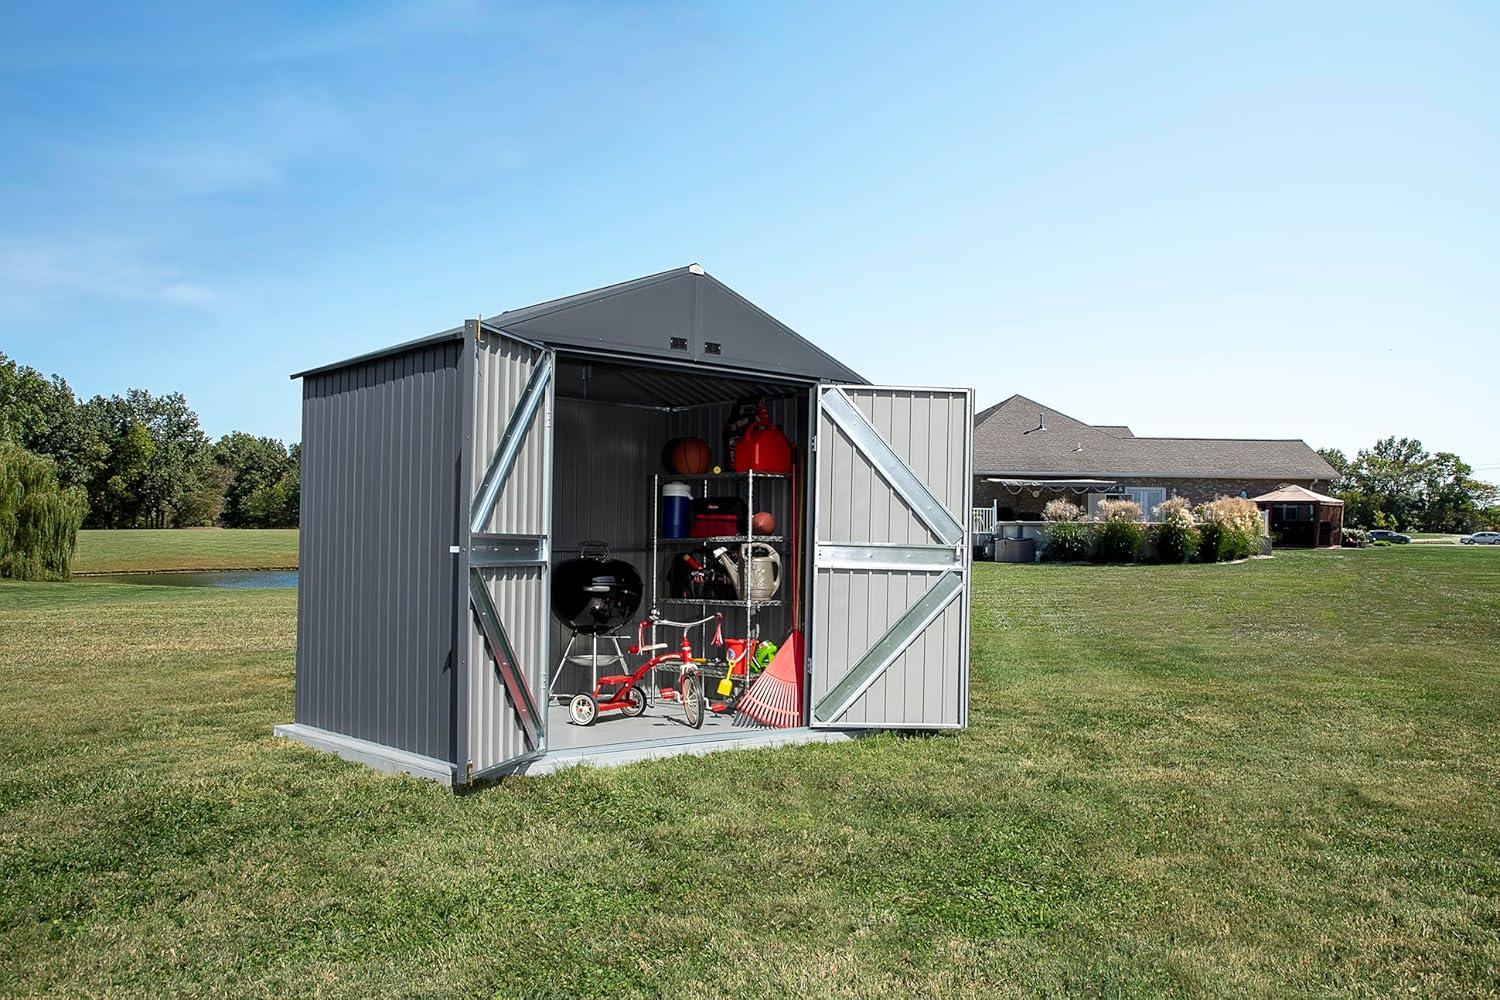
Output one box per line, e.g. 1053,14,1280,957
79,569,299,589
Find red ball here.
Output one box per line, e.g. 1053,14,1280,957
751,511,776,535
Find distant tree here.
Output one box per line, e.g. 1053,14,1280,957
5,350,301,530
1317,447,1350,492
1332,436,1498,533
0,352,105,494
80,396,151,528
79,390,215,528
0,352,51,443
1422,452,1497,534
214,433,298,528
1343,436,1429,530
0,442,87,580
174,462,232,528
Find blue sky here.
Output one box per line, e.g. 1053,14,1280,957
2,2,1497,470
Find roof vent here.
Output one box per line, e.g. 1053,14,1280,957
1023,413,1047,435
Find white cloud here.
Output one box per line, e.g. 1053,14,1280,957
108,145,283,198
0,240,217,309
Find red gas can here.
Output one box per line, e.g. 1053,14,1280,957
733,402,793,474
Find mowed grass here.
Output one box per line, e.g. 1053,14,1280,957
2,548,1498,996
71,528,299,574
1409,532,1464,545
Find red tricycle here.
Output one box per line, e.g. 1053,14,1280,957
567,612,723,729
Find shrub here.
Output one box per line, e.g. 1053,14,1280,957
1197,496,1263,562
1341,528,1369,548
1095,498,1145,562
1043,520,1092,561
1042,498,1084,523
0,442,87,580
1153,495,1200,563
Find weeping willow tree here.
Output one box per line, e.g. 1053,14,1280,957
0,441,87,580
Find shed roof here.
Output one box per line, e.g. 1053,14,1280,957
291,265,864,384
1250,484,1344,505
973,394,1338,480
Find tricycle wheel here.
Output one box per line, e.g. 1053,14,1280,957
621,685,647,718
568,693,598,727
681,673,705,729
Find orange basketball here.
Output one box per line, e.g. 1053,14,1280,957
670,437,712,475
752,511,776,535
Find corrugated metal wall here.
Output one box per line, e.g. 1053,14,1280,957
548,398,660,693
469,333,552,770
295,340,463,763
810,387,971,727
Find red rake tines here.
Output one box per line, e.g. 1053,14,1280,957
734,630,804,729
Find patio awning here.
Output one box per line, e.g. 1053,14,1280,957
985,477,1119,493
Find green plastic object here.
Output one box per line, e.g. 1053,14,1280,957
752,641,777,673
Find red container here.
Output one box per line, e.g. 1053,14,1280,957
733,402,793,474
690,513,741,538
723,638,751,676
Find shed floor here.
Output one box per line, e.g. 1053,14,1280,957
546,701,742,751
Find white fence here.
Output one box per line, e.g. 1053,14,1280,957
971,506,997,534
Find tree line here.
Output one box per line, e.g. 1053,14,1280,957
1319,437,1498,534
1,351,299,531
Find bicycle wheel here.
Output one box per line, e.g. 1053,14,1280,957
680,671,705,729
621,685,647,717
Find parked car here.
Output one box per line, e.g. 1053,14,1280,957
1368,529,1412,544
1461,531,1500,545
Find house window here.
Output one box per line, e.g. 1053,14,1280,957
1126,487,1167,521
1086,492,1126,518
1098,488,1164,521
1090,488,1165,520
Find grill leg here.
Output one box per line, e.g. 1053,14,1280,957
550,632,579,698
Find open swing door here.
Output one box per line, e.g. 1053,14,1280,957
808,384,973,729
461,320,555,781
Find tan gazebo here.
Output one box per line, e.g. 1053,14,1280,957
1252,485,1344,548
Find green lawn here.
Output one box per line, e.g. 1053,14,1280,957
71,528,299,574
2,547,1498,996
1408,533,1469,545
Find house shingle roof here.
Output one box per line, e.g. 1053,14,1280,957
973,395,1337,480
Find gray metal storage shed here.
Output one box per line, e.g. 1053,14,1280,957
275,265,973,785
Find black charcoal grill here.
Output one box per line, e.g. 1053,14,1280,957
549,543,643,700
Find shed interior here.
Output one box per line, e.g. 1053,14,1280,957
546,354,812,751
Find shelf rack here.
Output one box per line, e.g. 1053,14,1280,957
649,469,788,661
657,534,785,546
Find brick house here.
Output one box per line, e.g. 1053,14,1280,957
973,395,1337,521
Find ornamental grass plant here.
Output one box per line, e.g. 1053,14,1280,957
1042,497,1092,561
1198,496,1263,562
1095,498,1145,563
1153,495,1200,563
